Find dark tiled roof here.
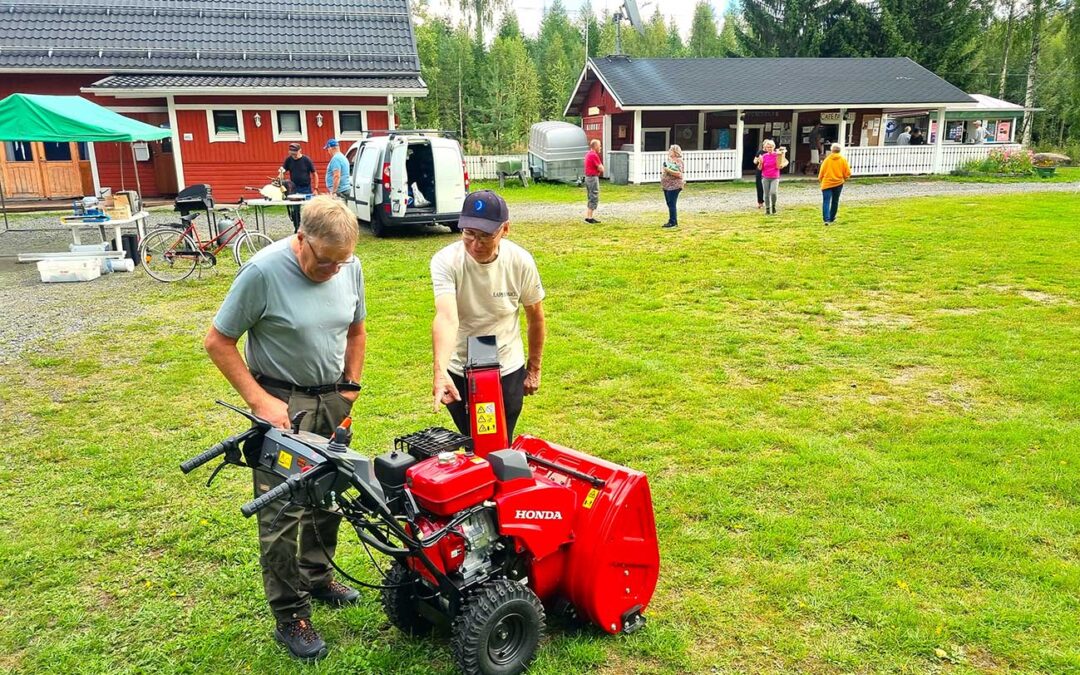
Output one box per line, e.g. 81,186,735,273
567,57,973,114
0,0,419,74
88,74,425,90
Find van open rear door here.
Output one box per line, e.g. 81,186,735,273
388,137,409,217
432,139,467,214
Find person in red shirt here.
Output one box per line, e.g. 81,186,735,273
583,139,604,224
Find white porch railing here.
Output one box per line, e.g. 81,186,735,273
938,144,1023,173
626,150,740,183
845,144,1022,176
464,154,529,180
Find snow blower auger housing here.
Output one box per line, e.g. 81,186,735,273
181,336,660,675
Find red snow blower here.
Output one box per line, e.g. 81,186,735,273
181,336,660,675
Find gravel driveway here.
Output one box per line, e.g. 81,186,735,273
1,178,1077,365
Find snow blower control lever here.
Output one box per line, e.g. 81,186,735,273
181,336,660,675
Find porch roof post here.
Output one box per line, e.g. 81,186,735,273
838,107,848,149
697,110,705,151
790,109,798,174
166,94,186,192
735,108,744,177
632,109,642,184
931,107,946,173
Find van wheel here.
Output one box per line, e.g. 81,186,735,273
371,210,389,238
448,221,461,234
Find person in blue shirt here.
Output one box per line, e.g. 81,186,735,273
324,138,351,199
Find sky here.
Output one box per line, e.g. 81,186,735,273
425,0,728,41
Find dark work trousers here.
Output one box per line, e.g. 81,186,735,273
755,171,764,205
444,367,527,442
663,188,681,226
253,383,354,622
822,184,844,223
286,185,312,233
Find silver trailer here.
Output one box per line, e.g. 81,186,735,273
528,121,590,183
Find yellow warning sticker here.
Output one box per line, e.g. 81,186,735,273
474,402,497,435
471,457,486,464
583,488,600,509
277,450,293,470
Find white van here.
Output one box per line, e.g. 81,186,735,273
345,131,469,237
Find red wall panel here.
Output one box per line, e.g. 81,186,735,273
582,79,622,115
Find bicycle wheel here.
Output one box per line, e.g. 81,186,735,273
232,231,274,266
140,229,200,282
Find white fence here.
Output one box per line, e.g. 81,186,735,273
464,154,529,180
622,150,740,183
845,144,1022,176
464,144,1022,183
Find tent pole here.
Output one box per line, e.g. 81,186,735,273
1,169,8,233
119,142,125,190
131,142,142,199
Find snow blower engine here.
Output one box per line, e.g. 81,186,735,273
181,336,660,675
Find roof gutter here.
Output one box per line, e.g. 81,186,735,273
81,85,428,98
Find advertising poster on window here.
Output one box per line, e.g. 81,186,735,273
996,121,1012,142
947,121,965,142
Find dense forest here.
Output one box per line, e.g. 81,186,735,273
397,0,1079,156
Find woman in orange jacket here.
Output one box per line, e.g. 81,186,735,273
818,143,852,225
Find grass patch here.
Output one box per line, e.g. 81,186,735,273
1,192,1078,673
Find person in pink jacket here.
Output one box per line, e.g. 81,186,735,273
753,139,787,215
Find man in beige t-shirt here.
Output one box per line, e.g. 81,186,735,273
431,190,546,440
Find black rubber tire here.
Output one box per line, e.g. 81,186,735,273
451,580,545,675
232,231,274,267
447,221,461,234
140,229,199,282
381,561,436,637
371,209,389,238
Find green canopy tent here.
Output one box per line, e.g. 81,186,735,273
0,93,172,231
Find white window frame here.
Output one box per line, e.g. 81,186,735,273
272,109,308,142
334,110,369,141
642,127,670,152
206,108,245,143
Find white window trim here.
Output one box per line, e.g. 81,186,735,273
334,109,369,141
271,109,308,143
642,127,670,150
206,108,245,143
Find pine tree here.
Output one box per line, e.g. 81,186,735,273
736,0,825,56
875,0,982,86
688,0,723,57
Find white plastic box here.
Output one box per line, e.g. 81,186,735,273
37,258,102,283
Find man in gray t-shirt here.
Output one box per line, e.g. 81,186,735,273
205,196,365,662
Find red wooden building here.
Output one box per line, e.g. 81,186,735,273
0,0,425,203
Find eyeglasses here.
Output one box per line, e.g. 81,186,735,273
304,238,355,269
461,227,501,243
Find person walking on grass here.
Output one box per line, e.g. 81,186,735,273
661,144,685,228
754,140,786,215
754,140,767,209
204,196,366,662
583,139,604,224
819,143,852,225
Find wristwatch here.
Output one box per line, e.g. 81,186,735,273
339,379,362,392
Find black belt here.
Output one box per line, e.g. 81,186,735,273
253,373,361,396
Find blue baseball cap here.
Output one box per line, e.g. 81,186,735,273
458,190,509,234
324,138,339,149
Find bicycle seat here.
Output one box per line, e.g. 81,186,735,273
181,213,200,223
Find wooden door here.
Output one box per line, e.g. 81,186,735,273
146,112,178,195
2,141,44,198
39,142,82,198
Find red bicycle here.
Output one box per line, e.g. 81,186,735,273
140,204,273,282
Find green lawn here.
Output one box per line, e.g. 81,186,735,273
1,192,1078,674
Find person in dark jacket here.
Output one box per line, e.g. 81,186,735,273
909,128,927,146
